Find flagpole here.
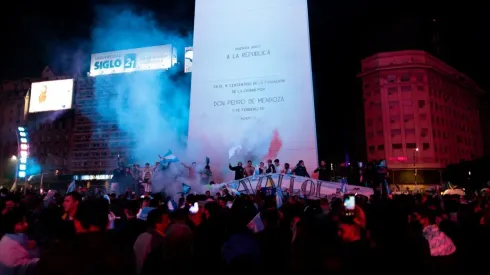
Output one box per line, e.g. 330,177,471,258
40,173,44,194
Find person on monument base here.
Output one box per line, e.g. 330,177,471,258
282,163,293,175
266,159,276,174
273,159,282,175
314,160,331,181
293,160,309,177
244,160,255,177
229,162,245,180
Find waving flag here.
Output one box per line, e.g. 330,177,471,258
167,199,177,212
103,194,111,204
276,187,283,208
67,180,76,193
182,183,191,195
227,182,241,196
161,150,179,163
226,187,240,196
247,212,264,233
228,145,242,159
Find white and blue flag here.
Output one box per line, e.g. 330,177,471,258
182,183,191,195
276,187,283,208
167,199,178,212
161,150,179,164
67,180,76,193
227,182,241,196
247,212,264,233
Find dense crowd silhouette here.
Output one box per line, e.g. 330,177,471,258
0,186,489,275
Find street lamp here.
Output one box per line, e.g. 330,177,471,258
413,148,419,190
10,155,18,189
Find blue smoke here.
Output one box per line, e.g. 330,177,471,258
26,159,42,177
89,4,192,165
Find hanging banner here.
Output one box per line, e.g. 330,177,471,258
206,173,373,198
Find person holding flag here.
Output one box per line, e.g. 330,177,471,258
181,162,198,181
158,150,180,167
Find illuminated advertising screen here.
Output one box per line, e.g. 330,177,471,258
184,47,193,73
188,0,318,177
89,45,175,76
29,79,74,113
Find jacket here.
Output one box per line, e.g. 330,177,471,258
0,234,39,275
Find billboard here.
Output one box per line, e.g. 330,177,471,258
29,79,74,113
89,45,175,76
188,0,318,178
184,47,193,73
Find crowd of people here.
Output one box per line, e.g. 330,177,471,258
109,157,322,197
1,181,489,275
108,156,394,199
228,159,311,180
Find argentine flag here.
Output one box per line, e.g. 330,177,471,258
161,150,179,163
276,187,283,208
227,182,241,196
67,180,76,193
247,212,264,233
182,183,191,195
167,199,178,212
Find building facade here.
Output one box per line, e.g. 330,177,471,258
70,76,133,174
359,50,483,183
23,67,74,178
27,109,74,176
0,78,30,185
0,67,74,185
70,68,190,175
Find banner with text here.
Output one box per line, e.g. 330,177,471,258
206,173,374,199
89,45,175,76
188,0,318,179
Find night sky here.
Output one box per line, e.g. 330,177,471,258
1,0,489,163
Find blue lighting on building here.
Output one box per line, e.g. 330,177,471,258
17,127,29,178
